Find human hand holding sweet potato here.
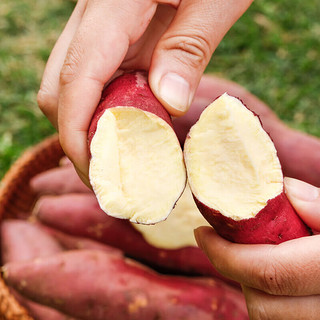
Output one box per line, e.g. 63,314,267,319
184,93,311,244
87,71,186,224
33,72,320,203
194,178,320,320
37,0,253,186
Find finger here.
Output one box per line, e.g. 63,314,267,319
242,285,320,320
149,0,253,116
37,0,87,129
194,226,320,296
284,178,320,231
58,0,160,181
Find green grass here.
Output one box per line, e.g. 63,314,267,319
0,0,75,178
1,0,319,179
209,1,320,135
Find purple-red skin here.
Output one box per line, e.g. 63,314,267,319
11,291,77,320
42,225,123,257
35,193,239,287
1,220,76,320
87,71,172,149
86,71,185,224
194,192,311,244
1,219,63,264
3,250,248,320
185,95,312,245
30,164,91,196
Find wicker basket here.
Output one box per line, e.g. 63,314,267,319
0,135,65,320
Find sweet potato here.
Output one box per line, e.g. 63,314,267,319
1,219,63,264
2,249,248,320
43,226,122,256
1,219,76,320
34,193,237,286
88,71,186,225
30,163,91,196
11,291,76,320
184,93,311,244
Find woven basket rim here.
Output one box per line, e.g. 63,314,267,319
0,134,65,320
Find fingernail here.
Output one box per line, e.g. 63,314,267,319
284,177,319,201
159,73,191,112
194,228,204,250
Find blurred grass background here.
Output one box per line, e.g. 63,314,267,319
0,0,319,179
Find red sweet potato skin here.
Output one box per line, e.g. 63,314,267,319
11,290,76,320
185,95,312,245
88,71,172,148
35,193,236,285
43,225,122,257
1,219,63,264
1,219,77,320
3,250,248,320
30,164,90,196
195,192,311,244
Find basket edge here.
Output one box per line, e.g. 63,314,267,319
0,134,65,320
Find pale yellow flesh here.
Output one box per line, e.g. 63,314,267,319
133,184,210,249
89,107,186,224
184,93,283,220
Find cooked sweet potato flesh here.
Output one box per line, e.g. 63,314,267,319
89,106,186,224
132,184,210,249
185,93,283,220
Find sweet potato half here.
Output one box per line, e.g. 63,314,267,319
184,93,311,244
88,71,186,225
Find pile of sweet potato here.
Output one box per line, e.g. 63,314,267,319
0,161,248,320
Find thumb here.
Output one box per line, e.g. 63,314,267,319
149,0,253,116
284,177,320,231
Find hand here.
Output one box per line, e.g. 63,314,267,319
194,177,320,320
37,0,253,186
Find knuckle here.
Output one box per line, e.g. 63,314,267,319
60,62,77,87
36,89,58,129
244,286,271,320
60,43,83,87
162,33,211,69
260,258,293,295
37,89,56,114
247,303,272,320
37,89,48,111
